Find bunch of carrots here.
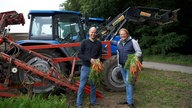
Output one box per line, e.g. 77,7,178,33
88,59,103,85
124,54,143,83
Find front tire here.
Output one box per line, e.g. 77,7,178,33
102,55,125,91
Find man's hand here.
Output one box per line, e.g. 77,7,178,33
90,58,95,64
90,58,100,64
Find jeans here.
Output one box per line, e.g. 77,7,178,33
120,67,134,104
76,65,96,106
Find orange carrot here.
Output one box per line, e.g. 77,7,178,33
124,54,143,83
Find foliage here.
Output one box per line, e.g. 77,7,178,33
88,59,103,85
124,54,143,83
144,53,192,66
61,0,118,18
134,25,187,55
146,0,176,9
60,0,81,12
0,94,68,108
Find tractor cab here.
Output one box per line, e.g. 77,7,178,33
28,10,85,43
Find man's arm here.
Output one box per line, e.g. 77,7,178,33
132,39,142,57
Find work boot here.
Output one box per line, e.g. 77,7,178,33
118,100,127,104
76,106,82,108
90,102,99,106
128,104,135,108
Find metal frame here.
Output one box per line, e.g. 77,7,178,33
0,36,111,98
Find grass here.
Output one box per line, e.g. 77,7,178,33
0,94,70,108
143,54,192,66
134,68,192,108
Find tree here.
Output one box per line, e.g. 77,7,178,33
60,0,81,11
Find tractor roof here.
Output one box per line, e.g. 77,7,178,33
81,17,104,22
29,10,81,16
88,18,104,22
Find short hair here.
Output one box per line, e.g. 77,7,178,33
119,28,129,35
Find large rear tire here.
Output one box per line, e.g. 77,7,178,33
102,55,125,91
18,49,68,94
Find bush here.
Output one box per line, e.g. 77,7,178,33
134,25,187,55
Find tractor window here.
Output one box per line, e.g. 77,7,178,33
56,15,83,43
30,16,52,38
81,18,105,39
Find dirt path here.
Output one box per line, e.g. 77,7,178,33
96,91,129,108
65,88,130,108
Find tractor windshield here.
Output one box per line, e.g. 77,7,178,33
29,12,85,42
56,14,84,43
30,16,52,39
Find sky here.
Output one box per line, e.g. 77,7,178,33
0,0,65,33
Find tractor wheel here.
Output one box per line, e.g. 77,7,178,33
18,49,68,94
102,55,125,91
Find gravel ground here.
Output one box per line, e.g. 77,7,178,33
143,61,192,74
